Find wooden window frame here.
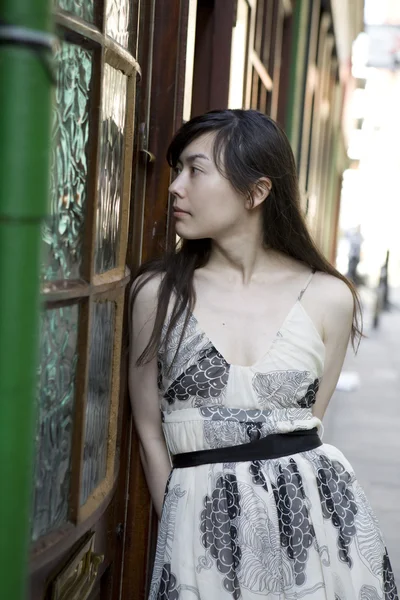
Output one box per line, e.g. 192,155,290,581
245,0,291,117
314,41,335,248
245,0,273,110
298,0,322,210
306,13,332,233
32,1,141,558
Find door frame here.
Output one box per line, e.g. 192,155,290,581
114,1,191,598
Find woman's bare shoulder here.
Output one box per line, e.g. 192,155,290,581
131,271,164,306
129,273,165,335
313,271,354,318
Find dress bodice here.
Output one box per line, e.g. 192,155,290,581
157,298,325,455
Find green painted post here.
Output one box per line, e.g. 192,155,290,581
0,1,52,598
285,0,311,163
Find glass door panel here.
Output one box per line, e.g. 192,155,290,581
56,0,94,23
95,65,128,274
42,42,93,282
80,300,116,505
32,303,79,540
105,0,132,49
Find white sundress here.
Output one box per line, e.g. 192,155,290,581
149,273,398,600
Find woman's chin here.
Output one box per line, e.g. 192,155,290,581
174,223,201,240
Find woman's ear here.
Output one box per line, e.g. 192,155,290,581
246,177,272,209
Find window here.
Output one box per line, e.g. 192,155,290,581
32,0,141,540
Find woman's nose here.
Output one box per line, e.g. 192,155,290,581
169,175,184,197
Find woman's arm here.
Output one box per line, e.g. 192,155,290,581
313,278,355,421
129,275,171,519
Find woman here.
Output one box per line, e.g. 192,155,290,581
129,110,398,600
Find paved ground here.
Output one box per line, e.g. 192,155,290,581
323,286,400,582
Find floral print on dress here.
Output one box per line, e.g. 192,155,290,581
164,345,229,406
200,406,271,423
297,378,320,408
358,585,382,600
157,564,179,600
383,550,398,600
199,473,242,599
249,460,269,492
314,455,358,567
200,407,272,449
149,484,186,600
252,370,313,409
236,481,301,594
271,459,316,586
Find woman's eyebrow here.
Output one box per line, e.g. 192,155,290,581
178,153,211,165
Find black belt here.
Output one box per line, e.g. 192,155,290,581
172,428,322,468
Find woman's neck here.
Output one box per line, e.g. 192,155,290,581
205,233,284,285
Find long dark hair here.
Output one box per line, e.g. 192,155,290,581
131,109,362,364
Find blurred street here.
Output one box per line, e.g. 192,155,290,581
324,287,400,580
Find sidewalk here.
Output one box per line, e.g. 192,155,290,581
323,287,400,581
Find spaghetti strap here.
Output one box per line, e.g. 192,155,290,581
298,268,316,301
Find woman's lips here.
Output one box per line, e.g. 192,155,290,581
173,208,190,217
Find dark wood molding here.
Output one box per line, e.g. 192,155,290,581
118,427,153,600
29,499,117,600
113,2,191,599
140,0,188,263
209,0,235,111
30,481,118,573
191,0,235,116
276,8,294,127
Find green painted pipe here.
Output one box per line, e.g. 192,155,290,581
285,0,310,163
0,1,52,598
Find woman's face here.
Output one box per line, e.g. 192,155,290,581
168,133,248,240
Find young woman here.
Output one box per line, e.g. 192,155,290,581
129,110,398,600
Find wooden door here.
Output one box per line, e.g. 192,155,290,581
29,1,150,598
116,0,192,597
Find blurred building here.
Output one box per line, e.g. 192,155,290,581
337,0,400,287
29,2,363,599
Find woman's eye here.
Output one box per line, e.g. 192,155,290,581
173,165,200,176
